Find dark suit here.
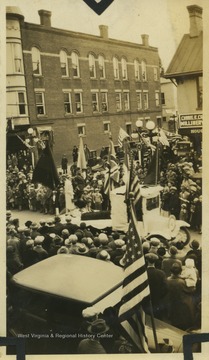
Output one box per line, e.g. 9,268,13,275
146,266,168,320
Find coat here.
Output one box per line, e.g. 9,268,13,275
166,275,195,330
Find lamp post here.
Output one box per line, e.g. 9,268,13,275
131,118,157,169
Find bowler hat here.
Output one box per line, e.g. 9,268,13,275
87,319,109,334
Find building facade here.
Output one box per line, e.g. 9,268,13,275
160,77,178,133
164,4,203,153
6,7,162,164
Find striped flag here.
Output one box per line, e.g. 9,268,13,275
118,127,130,147
109,139,120,189
103,167,110,196
77,136,87,179
118,203,150,352
129,159,141,207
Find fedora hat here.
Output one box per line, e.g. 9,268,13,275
87,319,109,334
75,243,89,255
97,250,110,261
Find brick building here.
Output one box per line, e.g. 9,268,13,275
6,7,162,164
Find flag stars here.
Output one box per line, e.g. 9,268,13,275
131,254,135,260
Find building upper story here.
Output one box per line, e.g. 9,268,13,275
6,7,162,128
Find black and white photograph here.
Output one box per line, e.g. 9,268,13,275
1,0,209,357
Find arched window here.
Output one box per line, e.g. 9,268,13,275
134,59,140,80
89,54,96,78
113,57,119,79
141,60,147,81
121,58,128,80
71,51,80,77
98,55,105,78
60,50,68,77
31,47,42,75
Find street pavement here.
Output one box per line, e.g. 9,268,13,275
11,209,202,249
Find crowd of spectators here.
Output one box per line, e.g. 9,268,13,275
7,208,201,337
6,140,202,352
6,143,202,235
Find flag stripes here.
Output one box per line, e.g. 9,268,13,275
118,204,150,352
118,127,130,147
129,160,141,205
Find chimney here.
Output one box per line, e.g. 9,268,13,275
187,5,203,37
38,9,51,27
141,34,149,47
99,25,109,39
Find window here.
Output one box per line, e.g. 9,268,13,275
155,91,160,107
98,55,105,78
32,47,42,75
126,123,132,136
77,125,86,136
115,92,122,111
136,91,142,110
154,67,158,81
101,92,108,112
124,92,130,111
141,60,147,81
134,59,140,80
91,92,99,112
18,92,26,115
75,92,83,113
103,122,110,133
161,92,165,105
197,76,203,109
71,52,80,77
60,50,68,77
64,92,72,114
113,57,119,79
35,92,45,115
14,43,22,73
89,54,96,78
121,58,128,80
143,91,149,109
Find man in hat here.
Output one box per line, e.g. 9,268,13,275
34,236,48,261
61,154,68,174
53,215,65,235
30,222,41,240
77,319,109,354
161,245,182,277
22,239,39,268
144,252,168,320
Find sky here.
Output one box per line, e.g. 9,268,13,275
3,0,205,69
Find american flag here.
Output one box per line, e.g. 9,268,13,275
118,203,150,352
109,139,120,189
103,167,110,196
118,127,130,147
77,136,87,179
129,159,141,207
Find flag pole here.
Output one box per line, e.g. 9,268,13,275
129,193,159,353
147,299,160,352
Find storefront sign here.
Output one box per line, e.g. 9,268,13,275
179,114,202,128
